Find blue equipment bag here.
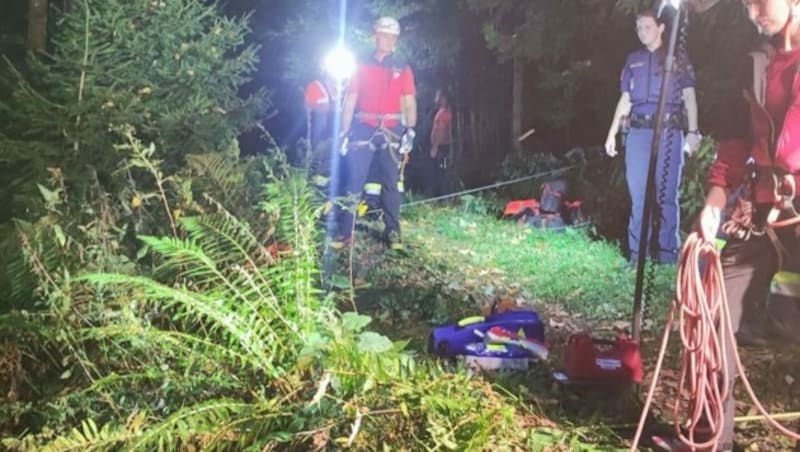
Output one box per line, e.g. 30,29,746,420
429,309,545,357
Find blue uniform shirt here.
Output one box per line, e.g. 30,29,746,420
620,48,695,115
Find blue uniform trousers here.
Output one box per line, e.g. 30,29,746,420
624,127,684,264
336,122,403,239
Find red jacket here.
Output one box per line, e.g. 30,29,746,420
347,53,415,128
708,47,800,203
305,80,334,112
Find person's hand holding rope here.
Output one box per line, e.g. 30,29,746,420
698,205,721,243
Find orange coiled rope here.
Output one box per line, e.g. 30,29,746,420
631,233,800,451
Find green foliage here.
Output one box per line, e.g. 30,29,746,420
457,194,497,216
0,130,614,450
1,161,329,447
406,206,675,320
0,0,269,219
498,150,577,201
319,337,529,450
679,137,716,232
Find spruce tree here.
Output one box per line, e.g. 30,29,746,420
0,0,268,218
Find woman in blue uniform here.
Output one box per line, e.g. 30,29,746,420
604,9,700,264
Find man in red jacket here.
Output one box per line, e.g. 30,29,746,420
697,0,800,449
332,16,417,251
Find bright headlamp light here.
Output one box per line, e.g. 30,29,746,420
323,44,356,83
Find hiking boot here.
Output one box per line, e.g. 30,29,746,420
329,235,353,251
386,230,404,251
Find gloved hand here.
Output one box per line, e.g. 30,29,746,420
399,127,415,155
339,132,350,156
684,131,702,156
605,135,618,158
698,205,721,243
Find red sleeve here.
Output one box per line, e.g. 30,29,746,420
707,138,751,189
401,67,416,96
440,109,452,125
304,81,327,109
433,109,452,131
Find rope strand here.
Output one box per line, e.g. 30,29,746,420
631,233,800,451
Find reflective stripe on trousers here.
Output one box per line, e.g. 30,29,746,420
772,271,800,298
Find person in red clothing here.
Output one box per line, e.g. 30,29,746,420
697,0,800,449
305,76,337,151
333,16,417,250
429,88,452,197
304,75,339,188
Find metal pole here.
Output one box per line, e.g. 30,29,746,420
631,3,683,343
321,1,350,288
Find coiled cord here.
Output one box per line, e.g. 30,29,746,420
632,233,800,451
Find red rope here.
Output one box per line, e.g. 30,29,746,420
631,233,800,451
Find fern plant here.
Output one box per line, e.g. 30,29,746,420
8,171,332,450
679,137,716,232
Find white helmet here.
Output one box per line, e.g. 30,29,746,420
373,16,400,36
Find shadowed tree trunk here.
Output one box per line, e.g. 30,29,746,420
511,56,523,153
27,0,49,52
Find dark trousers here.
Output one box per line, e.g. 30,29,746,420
429,144,449,197
336,122,403,238
624,127,684,263
309,110,333,151
308,110,342,199
718,205,800,449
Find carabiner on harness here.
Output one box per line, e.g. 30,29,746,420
767,173,800,229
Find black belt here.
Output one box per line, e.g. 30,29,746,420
629,112,686,130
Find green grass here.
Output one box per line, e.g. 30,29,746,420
401,204,676,321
